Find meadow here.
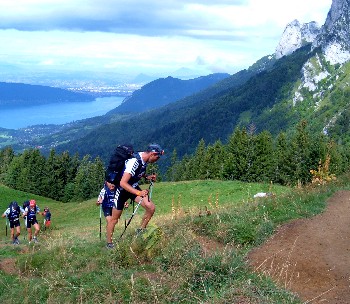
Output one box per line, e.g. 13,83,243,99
0,177,347,303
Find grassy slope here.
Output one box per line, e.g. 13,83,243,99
0,178,347,303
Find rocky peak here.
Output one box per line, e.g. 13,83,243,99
313,0,350,64
275,20,320,59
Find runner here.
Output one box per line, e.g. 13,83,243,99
42,207,51,230
2,201,24,245
117,143,164,235
23,199,41,243
96,177,118,249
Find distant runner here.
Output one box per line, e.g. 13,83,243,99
42,207,52,229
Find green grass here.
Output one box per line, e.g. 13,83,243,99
0,177,346,303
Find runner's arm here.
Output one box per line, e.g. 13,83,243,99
2,208,10,218
120,173,148,197
96,188,105,205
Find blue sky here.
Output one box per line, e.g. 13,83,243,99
0,0,332,80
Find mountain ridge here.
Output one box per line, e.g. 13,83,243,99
107,73,230,114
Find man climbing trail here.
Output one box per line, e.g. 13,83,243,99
117,143,163,235
100,143,164,248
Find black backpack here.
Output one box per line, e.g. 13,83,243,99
105,144,134,185
23,200,30,209
8,201,20,221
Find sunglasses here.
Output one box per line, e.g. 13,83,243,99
155,150,164,156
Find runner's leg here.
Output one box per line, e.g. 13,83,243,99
139,196,155,229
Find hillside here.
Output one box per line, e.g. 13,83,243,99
0,82,94,107
108,73,230,114
1,175,348,303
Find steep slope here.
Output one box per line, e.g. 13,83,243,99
314,0,350,64
275,20,320,59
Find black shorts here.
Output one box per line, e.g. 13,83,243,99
9,219,20,228
114,186,140,210
26,219,38,229
102,206,113,217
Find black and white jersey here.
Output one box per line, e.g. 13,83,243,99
123,152,147,187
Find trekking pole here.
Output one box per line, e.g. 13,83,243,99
5,218,8,237
23,216,26,240
149,180,154,199
99,204,102,240
119,198,143,239
124,200,135,229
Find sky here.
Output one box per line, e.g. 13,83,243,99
0,0,333,81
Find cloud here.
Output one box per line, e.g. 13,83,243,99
0,1,245,35
0,0,332,79
0,0,330,37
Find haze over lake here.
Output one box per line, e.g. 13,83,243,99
0,96,124,129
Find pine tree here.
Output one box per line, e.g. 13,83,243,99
7,149,46,195
73,155,104,201
24,149,47,195
165,149,178,181
0,146,14,183
4,156,22,190
204,140,225,179
273,131,292,185
290,120,312,185
224,127,249,181
91,156,105,193
73,155,93,201
192,139,207,179
247,130,274,182
43,149,62,200
59,151,81,202
179,154,192,181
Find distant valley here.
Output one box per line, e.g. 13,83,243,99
0,73,231,152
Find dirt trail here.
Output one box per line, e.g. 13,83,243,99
248,190,350,304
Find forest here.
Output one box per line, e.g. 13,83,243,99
0,120,348,203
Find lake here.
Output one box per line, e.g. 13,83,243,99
0,96,124,129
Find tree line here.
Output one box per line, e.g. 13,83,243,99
0,148,105,202
166,121,350,186
0,120,348,203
